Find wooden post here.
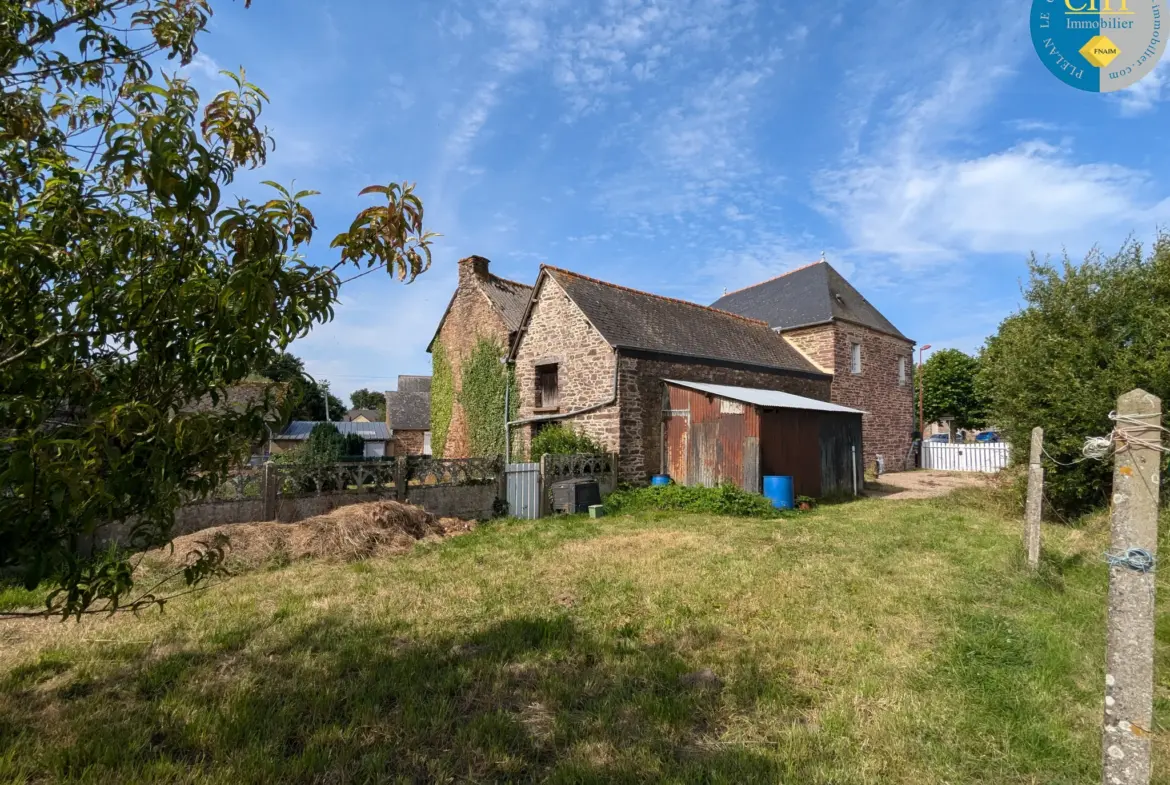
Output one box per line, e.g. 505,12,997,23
539,454,552,518
262,461,278,521
1102,389,1162,785
394,456,407,503
1025,427,1044,570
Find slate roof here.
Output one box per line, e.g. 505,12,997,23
397,375,431,393
385,391,430,431
709,261,909,340
277,421,389,440
518,267,825,376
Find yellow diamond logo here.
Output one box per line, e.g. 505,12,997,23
1080,35,1121,68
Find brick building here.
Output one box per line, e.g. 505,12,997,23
427,256,532,458
711,261,915,471
506,267,833,481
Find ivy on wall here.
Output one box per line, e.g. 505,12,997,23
430,340,454,458
460,337,517,457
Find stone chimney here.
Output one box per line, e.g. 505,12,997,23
458,255,491,286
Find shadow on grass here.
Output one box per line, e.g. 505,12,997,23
1,615,820,784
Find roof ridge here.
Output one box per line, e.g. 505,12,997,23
716,259,825,300
542,265,772,328
481,271,534,290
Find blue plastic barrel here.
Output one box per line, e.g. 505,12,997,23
763,476,795,509
651,474,672,486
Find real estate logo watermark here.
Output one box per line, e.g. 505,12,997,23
1031,0,1166,92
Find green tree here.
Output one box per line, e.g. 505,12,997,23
980,239,1170,516
0,1,436,616
349,388,385,415
259,352,344,422
917,349,988,430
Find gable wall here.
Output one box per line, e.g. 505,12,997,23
434,268,513,458
512,277,619,459
825,322,915,472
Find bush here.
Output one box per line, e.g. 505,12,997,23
530,424,604,459
604,483,788,519
980,238,1170,516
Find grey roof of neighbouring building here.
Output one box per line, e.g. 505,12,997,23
665,379,866,415
385,391,430,431
276,421,390,440
709,261,909,340
344,408,380,422
397,375,431,393
520,267,825,376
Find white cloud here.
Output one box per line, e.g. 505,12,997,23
819,140,1165,260
1115,57,1170,116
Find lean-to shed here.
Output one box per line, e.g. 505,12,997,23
661,379,864,498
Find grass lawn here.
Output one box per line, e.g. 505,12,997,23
2,487,1170,783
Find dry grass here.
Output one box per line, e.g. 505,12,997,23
2,493,1170,783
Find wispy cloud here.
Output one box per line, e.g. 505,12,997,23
1115,57,1170,116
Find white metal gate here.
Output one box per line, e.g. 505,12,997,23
505,462,541,519
921,442,1011,473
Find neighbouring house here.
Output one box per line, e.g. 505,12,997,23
384,374,432,456
506,266,835,483
428,256,532,457
343,408,380,423
711,261,915,472
270,421,391,458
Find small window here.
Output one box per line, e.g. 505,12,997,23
535,363,559,409
850,343,862,374
898,357,907,386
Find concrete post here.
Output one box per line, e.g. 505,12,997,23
1102,389,1162,785
262,461,278,522
394,457,407,503
1025,427,1044,570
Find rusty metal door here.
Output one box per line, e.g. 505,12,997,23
664,411,689,483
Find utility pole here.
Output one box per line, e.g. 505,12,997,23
323,380,331,422
1101,389,1161,785
917,344,932,434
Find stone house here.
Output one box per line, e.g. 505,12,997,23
711,261,915,472
506,267,834,481
384,374,432,456
343,408,380,423
269,421,390,458
427,256,532,458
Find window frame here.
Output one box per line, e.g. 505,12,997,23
898,356,907,386
534,362,560,410
850,342,862,375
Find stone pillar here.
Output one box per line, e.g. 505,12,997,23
1102,389,1162,785
1025,427,1044,570
262,461,278,522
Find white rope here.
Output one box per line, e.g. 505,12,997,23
1039,410,1169,466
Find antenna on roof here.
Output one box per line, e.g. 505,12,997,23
819,250,827,262
722,287,728,296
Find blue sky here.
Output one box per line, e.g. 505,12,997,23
183,0,1170,404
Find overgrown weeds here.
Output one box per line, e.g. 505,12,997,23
605,483,791,518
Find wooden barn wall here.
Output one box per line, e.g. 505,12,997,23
819,412,863,497
663,385,760,491
758,409,823,498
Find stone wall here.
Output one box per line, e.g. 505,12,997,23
434,258,513,458
823,322,915,472
393,429,427,457
512,276,620,460
782,324,835,373
617,354,833,483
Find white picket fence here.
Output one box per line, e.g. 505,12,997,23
921,441,1011,473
